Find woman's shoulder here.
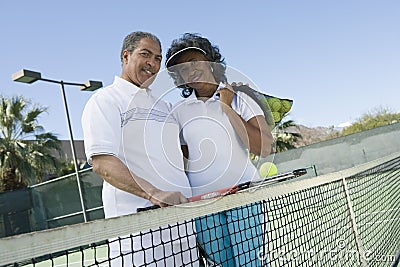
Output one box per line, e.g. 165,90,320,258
171,98,191,110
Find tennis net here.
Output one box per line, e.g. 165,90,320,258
1,152,399,266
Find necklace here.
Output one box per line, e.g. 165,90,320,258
197,96,210,102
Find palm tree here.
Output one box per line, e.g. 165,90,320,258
0,95,62,192
249,115,302,167
273,117,302,153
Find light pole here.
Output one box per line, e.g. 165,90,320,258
12,69,102,223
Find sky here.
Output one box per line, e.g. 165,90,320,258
1,0,399,140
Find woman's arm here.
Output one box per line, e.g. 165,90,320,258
218,84,273,157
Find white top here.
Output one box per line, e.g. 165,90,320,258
172,91,264,196
81,76,192,218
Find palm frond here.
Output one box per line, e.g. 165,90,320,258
0,95,62,191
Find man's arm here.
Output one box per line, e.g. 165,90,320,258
91,155,188,207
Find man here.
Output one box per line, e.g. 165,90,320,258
82,31,198,266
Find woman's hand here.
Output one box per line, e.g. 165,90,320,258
217,83,235,111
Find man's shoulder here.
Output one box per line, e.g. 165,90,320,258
90,79,128,100
87,86,112,104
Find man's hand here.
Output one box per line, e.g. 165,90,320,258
148,189,189,208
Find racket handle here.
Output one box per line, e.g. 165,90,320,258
137,205,160,212
293,168,307,177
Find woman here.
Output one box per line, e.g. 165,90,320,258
166,33,273,266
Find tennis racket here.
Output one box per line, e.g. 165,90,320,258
137,168,307,212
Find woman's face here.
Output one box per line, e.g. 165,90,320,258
175,50,217,94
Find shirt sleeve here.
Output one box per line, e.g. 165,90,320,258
233,91,264,121
81,92,121,165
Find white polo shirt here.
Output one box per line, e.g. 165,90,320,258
82,76,192,217
172,91,263,196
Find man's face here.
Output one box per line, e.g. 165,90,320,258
121,38,162,87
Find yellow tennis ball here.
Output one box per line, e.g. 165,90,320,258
280,100,292,113
259,162,278,177
271,111,281,122
267,98,282,112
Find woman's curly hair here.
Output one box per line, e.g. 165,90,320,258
165,33,227,97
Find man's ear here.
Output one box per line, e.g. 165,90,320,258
122,50,130,64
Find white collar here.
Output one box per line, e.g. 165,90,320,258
114,76,152,95
184,90,220,104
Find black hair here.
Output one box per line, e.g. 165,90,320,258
165,33,227,97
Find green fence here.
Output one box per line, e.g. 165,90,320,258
0,169,104,238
